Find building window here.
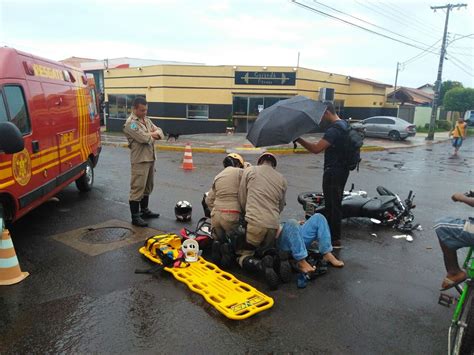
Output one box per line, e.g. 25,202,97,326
187,104,209,119
232,97,248,116
108,94,143,119
3,85,31,135
232,96,291,117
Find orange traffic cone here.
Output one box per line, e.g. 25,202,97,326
182,143,195,170
0,229,29,286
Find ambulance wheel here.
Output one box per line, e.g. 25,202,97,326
75,160,94,192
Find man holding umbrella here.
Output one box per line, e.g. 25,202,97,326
295,102,349,248
246,97,349,248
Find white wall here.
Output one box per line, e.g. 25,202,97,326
414,107,441,127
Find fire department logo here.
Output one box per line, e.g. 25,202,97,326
12,149,32,186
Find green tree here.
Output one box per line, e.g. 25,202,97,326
443,87,474,115
439,80,463,105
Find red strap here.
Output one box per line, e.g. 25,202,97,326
217,209,240,214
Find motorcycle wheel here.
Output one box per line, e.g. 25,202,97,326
297,192,324,207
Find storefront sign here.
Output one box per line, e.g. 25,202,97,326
235,71,296,86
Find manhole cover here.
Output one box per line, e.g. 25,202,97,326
80,227,132,244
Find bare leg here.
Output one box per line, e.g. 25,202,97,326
439,240,462,276
439,240,466,288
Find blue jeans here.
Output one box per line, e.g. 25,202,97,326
434,217,474,250
277,214,333,261
452,137,463,148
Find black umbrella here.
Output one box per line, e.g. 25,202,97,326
246,96,327,147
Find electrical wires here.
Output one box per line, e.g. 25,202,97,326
291,0,440,54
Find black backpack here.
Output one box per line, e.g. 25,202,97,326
335,123,364,171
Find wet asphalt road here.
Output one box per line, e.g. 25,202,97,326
1,138,473,354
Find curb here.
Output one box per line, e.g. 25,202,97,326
267,146,386,154
101,138,451,154
156,145,226,154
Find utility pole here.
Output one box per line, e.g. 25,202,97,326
393,62,400,104
426,3,467,140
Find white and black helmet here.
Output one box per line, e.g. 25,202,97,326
175,200,192,221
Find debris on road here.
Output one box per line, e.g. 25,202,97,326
393,234,414,242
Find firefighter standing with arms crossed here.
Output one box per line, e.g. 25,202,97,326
123,97,164,227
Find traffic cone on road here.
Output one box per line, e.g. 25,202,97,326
0,229,29,286
182,143,195,170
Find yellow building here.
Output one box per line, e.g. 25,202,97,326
104,65,394,133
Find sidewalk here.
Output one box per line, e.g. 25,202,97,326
101,128,451,154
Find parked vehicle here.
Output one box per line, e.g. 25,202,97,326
464,110,474,127
298,184,418,232
352,116,416,141
0,47,101,223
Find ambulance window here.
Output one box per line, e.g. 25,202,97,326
0,95,7,123
4,86,31,135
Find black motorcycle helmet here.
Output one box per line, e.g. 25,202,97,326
175,200,192,222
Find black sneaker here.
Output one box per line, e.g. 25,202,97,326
132,216,148,227
141,209,160,219
261,255,280,291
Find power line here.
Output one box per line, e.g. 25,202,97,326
311,0,437,48
449,55,472,72
291,1,439,54
367,1,442,39
448,58,474,77
447,33,474,55
447,54,473,73
403,39,442,66
448,50,474,57
377,1,442,35
354,0,441,41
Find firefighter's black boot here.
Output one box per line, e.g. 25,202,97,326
211,240,222,265
140,195,160,218
275,251,292,283
220,242,233,268
242,255,279,290
130,201,148,227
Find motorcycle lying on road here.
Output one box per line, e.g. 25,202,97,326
297,185,418,232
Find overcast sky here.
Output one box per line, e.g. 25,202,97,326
1,0,473,88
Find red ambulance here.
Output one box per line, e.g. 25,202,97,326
0,47,101,222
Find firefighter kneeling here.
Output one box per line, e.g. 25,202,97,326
205,153,290,290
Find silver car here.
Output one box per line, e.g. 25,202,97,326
353,116,416,141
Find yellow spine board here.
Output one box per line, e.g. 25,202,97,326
139,234,274,320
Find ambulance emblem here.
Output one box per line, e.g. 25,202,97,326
12,149,32,186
